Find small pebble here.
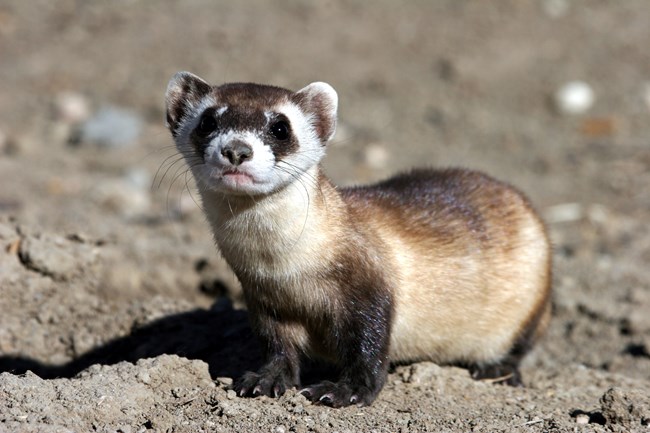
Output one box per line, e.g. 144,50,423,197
226,389,237,400
216,377,233,387
55,92,91,124
543,203,583,224
554,81,595,115
136,371,151,384
580,117,617,138
575,413,590,424
407,362,442,384
364,144,389,169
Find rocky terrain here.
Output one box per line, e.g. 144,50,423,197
1,1,649,432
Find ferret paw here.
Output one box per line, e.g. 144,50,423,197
234,371,292,398
300,380,377,408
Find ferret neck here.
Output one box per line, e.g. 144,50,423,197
198,166,346,240
198,166,344,272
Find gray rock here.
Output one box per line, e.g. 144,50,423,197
80,106,142,148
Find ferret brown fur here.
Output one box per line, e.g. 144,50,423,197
165,72,552,407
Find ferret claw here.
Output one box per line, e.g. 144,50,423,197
319,393,334,404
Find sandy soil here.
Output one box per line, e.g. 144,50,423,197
1,1,649,432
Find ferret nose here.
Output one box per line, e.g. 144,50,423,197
221,141,253,166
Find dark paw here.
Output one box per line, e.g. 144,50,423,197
234,371,293,398
300,380,377,408
469,364,523,387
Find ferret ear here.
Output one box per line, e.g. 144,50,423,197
294,82,338,144
165,71,212,135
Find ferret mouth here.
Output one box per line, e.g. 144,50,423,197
220,169,256,186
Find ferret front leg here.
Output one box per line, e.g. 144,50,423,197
302,294,393,407
234,316,301,398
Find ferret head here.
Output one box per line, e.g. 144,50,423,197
165,72,338,196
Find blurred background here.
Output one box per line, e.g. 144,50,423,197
2,0,649,230
0,0,649,405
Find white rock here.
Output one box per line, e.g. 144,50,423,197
55,92,91,124
554,81,595,115
407,362,443,385
575,413,590,424
216,377,233,387
543,202,583,224
136,371,151,384
364,144,389,169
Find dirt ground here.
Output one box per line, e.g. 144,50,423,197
1,1,650,432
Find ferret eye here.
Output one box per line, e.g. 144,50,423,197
197,114,218,136
270,120,290,141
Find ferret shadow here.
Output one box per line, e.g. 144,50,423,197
0,299,258,380
0,298,338,384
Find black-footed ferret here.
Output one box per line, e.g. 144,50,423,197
165,72,552,408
